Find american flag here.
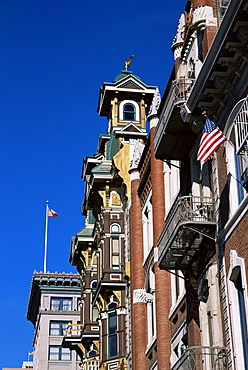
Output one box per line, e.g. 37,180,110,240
47,208,58,217
197,116,226,162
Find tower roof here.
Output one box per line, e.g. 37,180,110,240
114,70,141,82
97,70,157,117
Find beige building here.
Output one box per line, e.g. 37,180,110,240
26,271,81,370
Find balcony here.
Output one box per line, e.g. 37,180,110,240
154,78,196,161
66,323,84,337
158,195,216,274
62,323,99,358
171,346,228,370
81,359,100,370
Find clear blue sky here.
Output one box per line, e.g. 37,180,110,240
0,0,186,367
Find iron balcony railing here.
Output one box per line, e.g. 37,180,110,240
158,195,216,269
81,359,100,370
171,346,228,370
155,78,195,146
66,323,84,337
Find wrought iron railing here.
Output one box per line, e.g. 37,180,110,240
81,359,100,370
171,346,228,370
155,78,195,145
66,323,84,337
158,195,216,260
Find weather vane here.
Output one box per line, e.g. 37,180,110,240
124,55,134,71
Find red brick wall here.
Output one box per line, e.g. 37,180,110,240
150,126,172,369
130,174,147,370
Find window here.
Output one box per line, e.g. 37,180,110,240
91,280,97,289
225,98,248,214
108,311,118,358
119,100,140,122
50,321,68,336
142,193,153,259
50,298,72,311
49,346,71,361
110,223,120,233
146,268,156,346
111,237,120,271
228,251,248,370
123,103,135,121
107,301,118,358
92,305,99,322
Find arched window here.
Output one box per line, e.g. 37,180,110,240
225,98,248,214
110,224,120,233
91,280,97,289
119,100,140,122
123,103,135,121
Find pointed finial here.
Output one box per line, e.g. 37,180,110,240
124,55,134,71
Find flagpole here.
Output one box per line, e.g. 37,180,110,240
44,200,49,273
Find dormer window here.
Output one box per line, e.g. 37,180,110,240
123,103,135,121
119,100,140,122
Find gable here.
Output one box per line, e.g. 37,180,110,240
118,123,143,133
118,81,143,89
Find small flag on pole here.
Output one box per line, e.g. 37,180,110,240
47,208,58,217
197,116,226,162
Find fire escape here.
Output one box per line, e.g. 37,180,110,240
158,195,216,279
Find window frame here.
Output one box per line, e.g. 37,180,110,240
142,191,153,261
50,297,73,311
110,236,120,271
48,345,71,361
119,100,140,122
107,303,118,358
224,98,248,215
49,320,69,336
228,250,248,370
123,103,135,121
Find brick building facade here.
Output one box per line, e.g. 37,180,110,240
63,1,248,369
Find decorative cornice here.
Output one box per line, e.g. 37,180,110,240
130,139,145,172
149,117,159,130
174,46,183,60
130,171,140,181
147,88,161,121
192,6,217,28
133,288,153,304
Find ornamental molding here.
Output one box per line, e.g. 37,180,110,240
116,307,126,315
130,139,144,172
150,117,159,129
100,311,108,320
172,13,185,51
174,46,183,60
148,88,161,120
133,288,153,304
192,6,217,28
130,171,140,181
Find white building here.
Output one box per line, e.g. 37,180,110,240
26,271,81,370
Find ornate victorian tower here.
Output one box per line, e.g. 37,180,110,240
64,63,157,370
